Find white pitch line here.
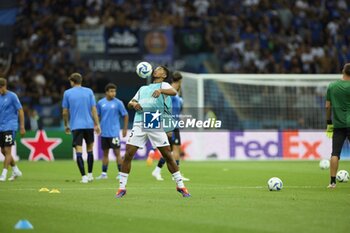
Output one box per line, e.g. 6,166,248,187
0,185,349,192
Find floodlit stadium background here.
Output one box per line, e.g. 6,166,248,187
1,1,350,233
1,0,350,161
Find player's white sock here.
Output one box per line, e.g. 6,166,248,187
101,172,107,176
12,165,19,173
1,169,8,177
119,172,129,189
153,166,161,174
172,171,185,188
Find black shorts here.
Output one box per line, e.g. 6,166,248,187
101,136,121,150
332,128,350,157
169,128,181,146
72,129,94,147
0,131,16,148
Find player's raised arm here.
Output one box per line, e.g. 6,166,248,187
128,99,142,111
128,87,142,111
152,87,177,97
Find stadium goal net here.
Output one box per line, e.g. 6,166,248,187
181,73,339,130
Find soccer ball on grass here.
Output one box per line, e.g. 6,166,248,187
267,177,283,191
336,170,349,182
319,159,330,170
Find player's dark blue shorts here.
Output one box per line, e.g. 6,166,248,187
170,128,181,146
332,128,350,158
101,136,121,150
72,129,94,147
0,131,16,148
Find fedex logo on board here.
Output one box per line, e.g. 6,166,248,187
229,131,324,159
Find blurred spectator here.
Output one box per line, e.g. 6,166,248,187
29,109,40,131
204,107,217,121
193,0,209,17
84,9,100,26
12,0,350,79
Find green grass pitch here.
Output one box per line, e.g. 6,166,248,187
0,160,349,233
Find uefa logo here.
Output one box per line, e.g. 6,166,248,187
143,110,162,129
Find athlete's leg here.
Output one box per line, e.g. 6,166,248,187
120,144,138,174
86,142,94,181
113,148,122,172
157,145,190,197
328,128,346,188
157,146,178,173
116,144,139,198
0,146,12,181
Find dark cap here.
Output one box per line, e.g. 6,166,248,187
0,77,7,87
68,73,83,84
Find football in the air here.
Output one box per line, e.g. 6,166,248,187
319,159,330,170
336,170,349,182
267,177,283,191
136,61,153,79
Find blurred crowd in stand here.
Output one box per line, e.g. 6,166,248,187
6,0,350,128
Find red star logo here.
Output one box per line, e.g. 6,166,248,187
21,130,62,161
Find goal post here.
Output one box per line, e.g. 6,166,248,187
181,72,339,130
